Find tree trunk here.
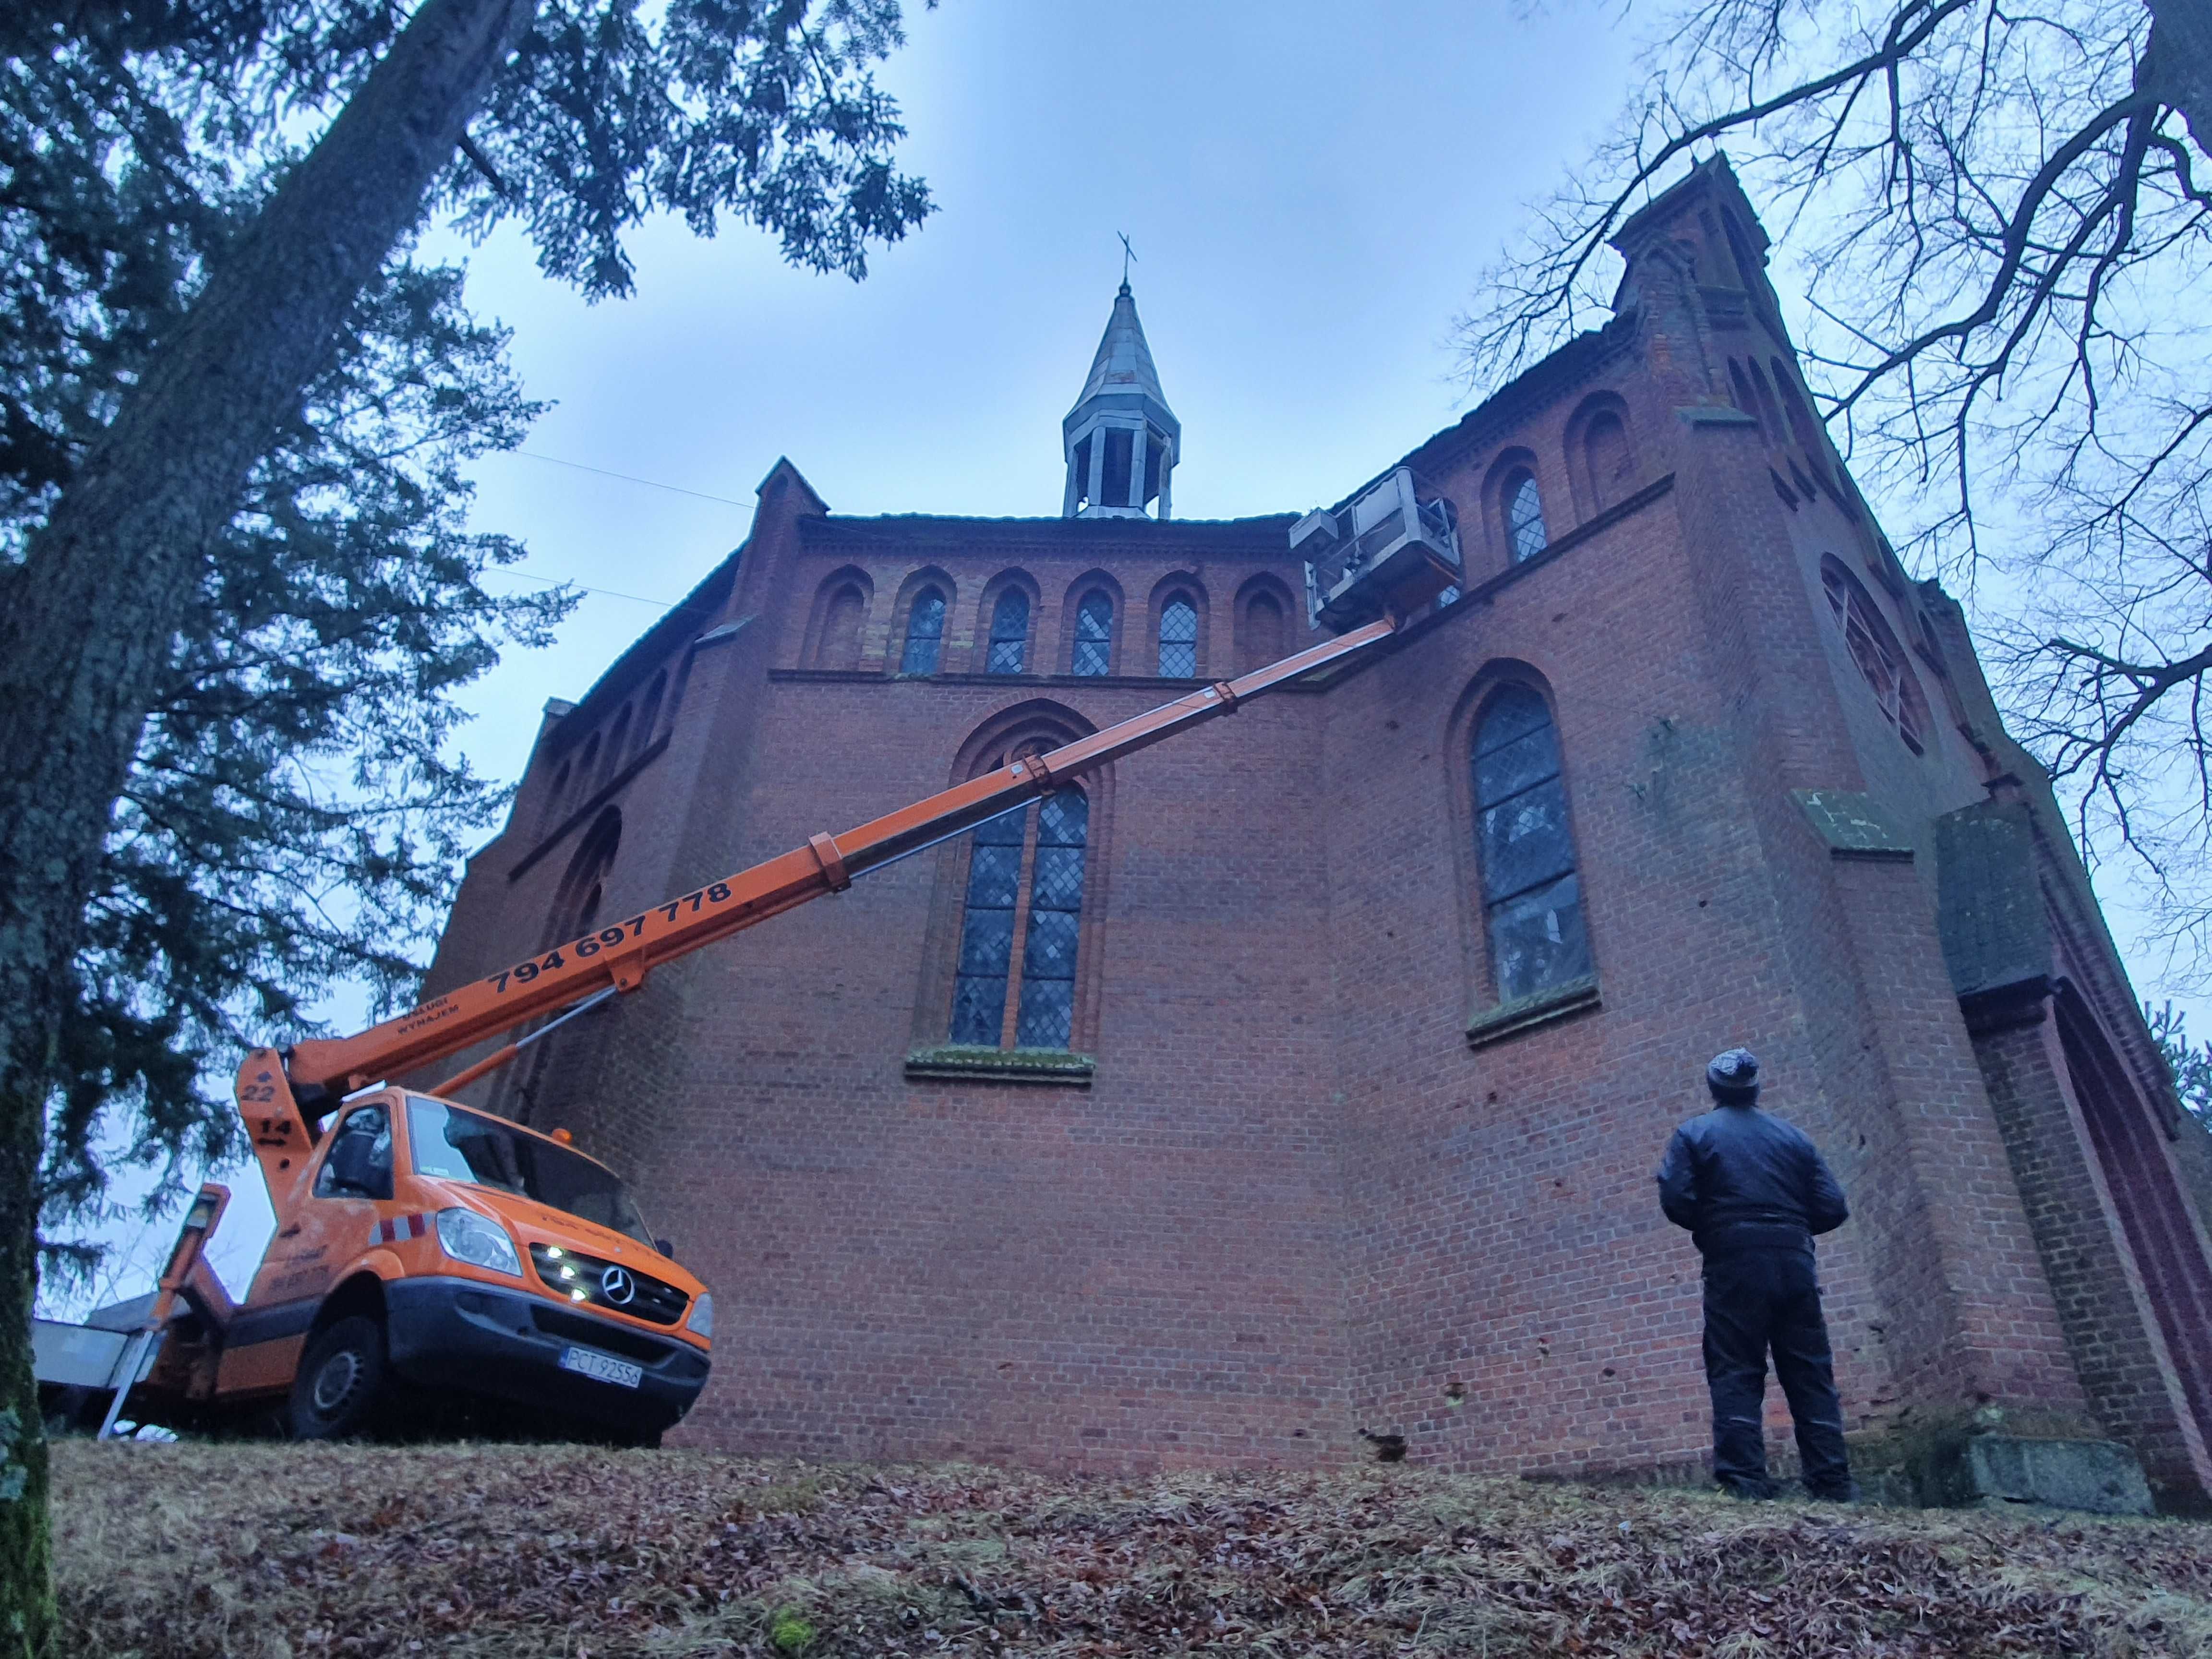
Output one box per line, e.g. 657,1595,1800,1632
0,0,537,1646
2149,0,2212,158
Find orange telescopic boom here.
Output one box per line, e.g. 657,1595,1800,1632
272,614,1403,1111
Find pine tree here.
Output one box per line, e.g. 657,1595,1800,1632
0,3,930,1645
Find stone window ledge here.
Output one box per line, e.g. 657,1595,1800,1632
904,1046,1095,1086
1466,976,1600,1049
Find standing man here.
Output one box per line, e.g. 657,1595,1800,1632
1656,1048,1857,1501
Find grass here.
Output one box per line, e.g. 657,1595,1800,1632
50,1438,2212,1656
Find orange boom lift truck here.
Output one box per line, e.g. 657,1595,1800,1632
69,470,1458,1446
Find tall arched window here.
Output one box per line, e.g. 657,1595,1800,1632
1583,413,1631,513
1771,358,1826,462
901,587,946,675
1072,590,1114,676
951,786,1089,1050
505,807,621,1121
817,584,866,671
1721,207,1762,290
1473,686,1590,1001
1746,358,1785,442
1728,360,1766,441
541,758,573,830
635,669,668,754
1505,471,1548,562
1239,589,1289,673
601,706,632,788
1158,593,1199,677
1820,557,1930,755
986,589,1030,675
551,807,621,947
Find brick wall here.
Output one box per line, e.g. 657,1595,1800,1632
411,164,2212,1493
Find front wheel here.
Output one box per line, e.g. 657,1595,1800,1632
290,1315,388,1440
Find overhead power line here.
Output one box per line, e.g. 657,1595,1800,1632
511,448,755,509
486,568,677,609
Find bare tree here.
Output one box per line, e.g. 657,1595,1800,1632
1459,0,2212,965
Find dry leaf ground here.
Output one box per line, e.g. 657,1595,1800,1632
50,1439,2212,1657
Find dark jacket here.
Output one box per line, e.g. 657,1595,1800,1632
1655,1103,1849,1255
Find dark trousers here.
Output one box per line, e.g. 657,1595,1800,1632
1702,1248,1853,1496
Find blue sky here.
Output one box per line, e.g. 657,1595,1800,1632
55,0,2206,1310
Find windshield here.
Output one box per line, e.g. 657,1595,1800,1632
406,1098,656,1248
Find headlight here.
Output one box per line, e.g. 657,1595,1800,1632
435,1207,520,1276
685,1291,714,1339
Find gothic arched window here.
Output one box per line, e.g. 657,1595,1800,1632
551,806,622,948
601,706,632,788
1583,413,1631,513
1472,686,1590,1001
1771,357,1827,468
1072,590,1114,676
950,787,1089,1050
1239,588,1289,673
541,758,572,830
1728,360,1766,441
901,587,947,675
817,584,866,671
986,589,1030,675
1505,471,1548,563
1821,557,1930,754
636,669,668,753
1158,593,1199,677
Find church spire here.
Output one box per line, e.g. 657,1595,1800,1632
1062,279,1179,519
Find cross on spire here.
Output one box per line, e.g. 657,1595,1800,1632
1118,232,1136,290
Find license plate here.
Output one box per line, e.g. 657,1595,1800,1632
558,1345,642,1389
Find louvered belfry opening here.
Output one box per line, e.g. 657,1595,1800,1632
1062,280,1178,519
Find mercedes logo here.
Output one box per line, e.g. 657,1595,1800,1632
600,1265,636,1305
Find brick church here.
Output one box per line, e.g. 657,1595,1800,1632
422,158,2212,1506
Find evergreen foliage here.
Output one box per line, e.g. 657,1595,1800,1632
2,4,927,1642
3,31,572,1280
4,0,933,1266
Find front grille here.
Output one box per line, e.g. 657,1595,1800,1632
529,1242,688,1326
529,1304,676,1364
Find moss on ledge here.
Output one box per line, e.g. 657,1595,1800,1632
904,1046,1095,1086
1466,975,1600,1049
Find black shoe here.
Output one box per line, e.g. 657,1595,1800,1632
1720,1479,1778,1501
1804,1481,1861,1504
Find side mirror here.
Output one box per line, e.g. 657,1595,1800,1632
656,1238,675,1260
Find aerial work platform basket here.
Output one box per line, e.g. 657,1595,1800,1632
1295,466,1463,633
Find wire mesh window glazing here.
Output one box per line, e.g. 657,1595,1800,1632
1073,592,1113,676
986,590,1029,674
1474,686,1590,1001
1017,790,1087,1048
949,787,1089,1049
1506,473,1548,563
950,805,1024,1043
1159,595,1198,677
901,589,946,675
